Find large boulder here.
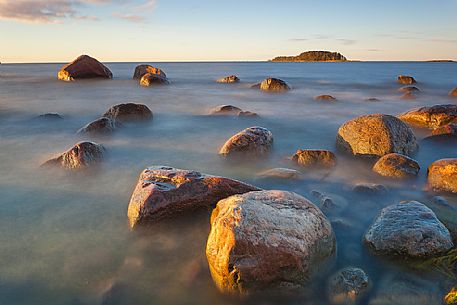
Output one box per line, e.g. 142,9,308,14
364,201,453,258
259,78,290,92
77,117,120,135
127,166,259,228
57,55,112,81
291,149,337,168
336,114,418,158
219,126,273,158
398,104,457,128
103,103,152,123
42,141,105,170
397,75,416,85
449,88,457,97
133,65,166,80
139,72,169,86
206,190,336,294
216,75,240,83
427,159,457,193
328,267,369,305
372,153,420,178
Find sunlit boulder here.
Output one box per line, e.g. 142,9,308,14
57,55,112,81
399,104,457,128
219,126,273,158
42,141,105,170
427,158,457,193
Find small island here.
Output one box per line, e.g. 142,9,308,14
271,51,347,62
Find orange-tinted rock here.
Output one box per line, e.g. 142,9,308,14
219,126,273,158
449,88,457,97
432,124,457,136
292,149,337,168
372,153,420,178
216,75,240,83
428,159,457,193
401,92,416,100
256,168,302,179
77,117,121,135
259,78,290,92
206,190,335,294
398,86,420,93
315,95,337,101
139,72,169,86
399,104,457,128
42,141,105,170
103,103,152,123
57,55,112,81
397,75,416,85
133,65,166,80
127,166,259,228
336,114,418,158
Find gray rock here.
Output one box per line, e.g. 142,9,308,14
103,103,152,123
256,167,303,179
219,126,273,158
328,267,369,305
77,117,121,135
352,183,388,195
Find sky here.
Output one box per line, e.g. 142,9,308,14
0,0,456,63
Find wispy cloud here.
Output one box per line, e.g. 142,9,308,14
112,12,145,23
288,35,357,45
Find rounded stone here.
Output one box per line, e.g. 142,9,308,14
42,141,105,170
57,55,112,81
428,159,457,193
256,167,302,179
292,149,337,168
328,267,369,305
397,75,416,85
315,95,337,101
372,153,420,178
139,72,169,86
219,126,273,158
77,117,120,135
259,78,291,92
103,103,152,123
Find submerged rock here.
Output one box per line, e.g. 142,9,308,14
133,65,166,80
372,153,420,178
401,92,417,100
398,86,420,93
449,88,457,97
57,55,112,81
139,72,169,86
210,105,242,115
34,113,64,120
365,98,380,102
42,141,105,170
336,114,418,158
77,117,120,135
219,126,273,158
127,166,259,228
328,267,369,305
216,75,240,83
103,103,152,123
291,149,337,168
256,167,302,179
398,104,457,128
315,95,337,101
427,159,457,193
259,78,290,92
206,190,336,294
364,201,453,258
352,183,388,194
238,111,258,117
397,75,417,85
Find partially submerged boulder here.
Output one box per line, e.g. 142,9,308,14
57,55,112,81
398,86,420,93
139,72,169,86
315,95,337,101
133,65,166,80
219,126,273,158
336,114,418,158
42,141,105,170
291,149,337,168
34,113,64,121
372,153,420,178
352,183,388,195
401,92,417,100
259,78,290,92
427,159,457,193
397,75,416,85
449,88,457,97
398,104,457,128
216,75,240,83
424,124,457,141
103,103,152,123
364,201,453,258
127,166,259,228
256,168,302,180
210,105,242,116
77,117,120,135
328,267,369,305
365,98,380,102
206,190,336,294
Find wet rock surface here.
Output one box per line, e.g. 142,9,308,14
127,166,259,228
364,201,453,258
206,190,336,294
291,149,337,168
399,104,457,128
42,141,105,170
328,267,369,305
103,103,153,123
219,126,273,158
259,78,291,92
336,114,418,158
428,159,457,193
397,75,417,85
57,55,112,81
133,65,166,80
216,75,240,83
139,72,169,86
372,153,420,178
425,123,457,141
77,117,120,135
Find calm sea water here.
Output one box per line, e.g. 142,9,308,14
0,62,456,305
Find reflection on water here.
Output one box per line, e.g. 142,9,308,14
0,62,456,304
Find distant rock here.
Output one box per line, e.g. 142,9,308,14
291,149,337,168
364,201,453,258
428,159,457,193
397,75,416,85
372,153,420,178
238,111,258,117
77,117,120,135
256,167,302,179
328,267,369,305
133,65,166,80
259,78,290,92
315,95,337,101
401,92,417,100
216,75,240,83
127,166,259,228
206,190,336,294
210,105,242,115
336,114,418,158
103,103,152,123
219,126,273,158
399,104,457,128
42,141,105,170
57,55,112,81
365,98,380,102
139,72,169,86
271,51,347,62
398,86,420,93
34,113,63,120
449,88,457,97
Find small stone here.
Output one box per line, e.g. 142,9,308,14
365,98,380,102
398,86,420,93
77,117,120,135
315,95,337,101
216,75,240,83
291,149,337,168
352,183,388,194
372,153,420,178
449,88,457,97
34,113,63,120
238,111,258,117
210,105,242,115
256,168,302,179
401,92,417,100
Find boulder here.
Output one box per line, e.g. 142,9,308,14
210,105,242,116
206,190,336,294
425,124,457,141
315,95,337,101
57,55,112,81
219,126,273,158
127,166,259,228
336,114,418,158
259,78,290,92
401,92,416,100
427,159,457,193
328,267,369,305
398,86,420,93
397,75,416,85
291,149,337,168
351,183,388,194
364,201,453,258
372,153,420,178
449,88,457,97
77,117,120,135
133,65,166,80
398,104,457,128
216,75,240,83
427,196,457,242
34,113,63,120
103,103,152,123
139,72,169,86
256,168,302,179
42,141,105,170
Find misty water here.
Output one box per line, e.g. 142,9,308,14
0,62,456,305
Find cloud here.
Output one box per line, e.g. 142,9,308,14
288,35,357,45
337,38,356,45
288,38,309,42
112,12,145,23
